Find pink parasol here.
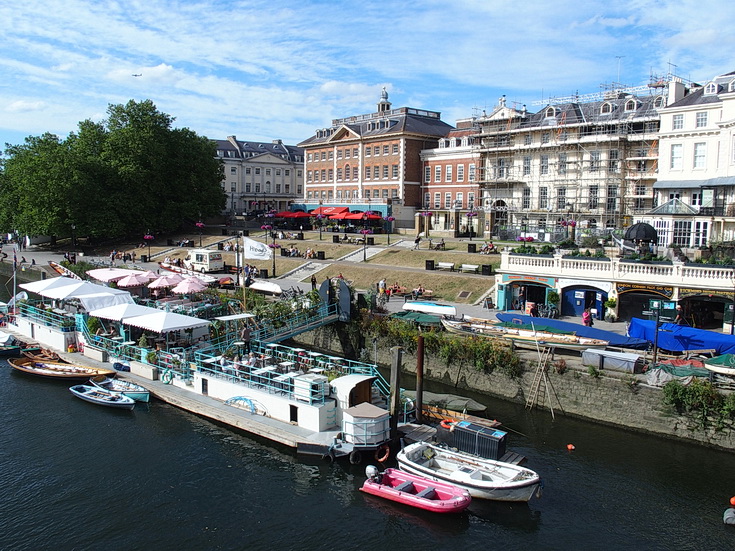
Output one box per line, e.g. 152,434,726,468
148,274,184,289
171,277,208,295
116,273,153,287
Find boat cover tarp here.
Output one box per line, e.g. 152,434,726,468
495,313,650,350
628,317,735,355
391,311,442,326
401,390,487,413
704,354,735,367
644,363,711,387
581,349,642,373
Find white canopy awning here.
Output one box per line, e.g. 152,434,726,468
86,268,146,283
87,303,154,321
122,310,210,333
20,276,80,294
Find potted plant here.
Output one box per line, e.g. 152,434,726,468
604,298,618,322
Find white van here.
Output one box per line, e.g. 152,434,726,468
185,249,225,273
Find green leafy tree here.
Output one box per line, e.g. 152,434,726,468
0,99,225,240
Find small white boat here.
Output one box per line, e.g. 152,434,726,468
396,442,542,502
403,301,457,317
248,279,282,295
69,384,136,410
90,376,150,402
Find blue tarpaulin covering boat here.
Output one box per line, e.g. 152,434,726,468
495,313,650,350
627,318,735,355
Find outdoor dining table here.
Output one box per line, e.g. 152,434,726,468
252,366,276,388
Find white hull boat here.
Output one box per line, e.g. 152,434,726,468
396,441,542,502
90,376,151,402
69,384,136,410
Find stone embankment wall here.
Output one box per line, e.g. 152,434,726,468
295,330,735,451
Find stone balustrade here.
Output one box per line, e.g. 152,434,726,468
500,251,735,292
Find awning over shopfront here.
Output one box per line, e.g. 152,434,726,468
310,206,349,216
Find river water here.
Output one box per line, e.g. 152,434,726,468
2,284,735,550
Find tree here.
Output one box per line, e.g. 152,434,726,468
0,99,225,241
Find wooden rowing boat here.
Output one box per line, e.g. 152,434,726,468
22,348,66,363
441,317,609,351
48,261,82,279
9,357,116,380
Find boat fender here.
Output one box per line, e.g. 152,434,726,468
440,419,456,430
161,369,174,384
322,448,336,463
724,508,735,525
349,450,362,465
375,444,391,463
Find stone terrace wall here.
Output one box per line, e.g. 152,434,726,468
294,330,735,451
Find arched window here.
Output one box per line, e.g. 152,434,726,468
654,96,664,108
605,219,616,229
600,103,612,114
625,100,637,112
545,107,555,118
588,218,597,229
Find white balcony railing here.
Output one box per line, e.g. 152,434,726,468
500,251,735,292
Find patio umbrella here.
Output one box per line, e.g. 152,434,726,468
171,277,208,295
140,270,159,279
148,274,184,288
87,268,142,283
116,273,153,288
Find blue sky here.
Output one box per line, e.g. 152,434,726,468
1,0,734,150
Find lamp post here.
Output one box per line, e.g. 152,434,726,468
316,214,326,240
466,211,477,241
71,224,76,250
360,228,373,262
195,221,204,247
143,232,154,260
384,215,395,245
268,236,280,278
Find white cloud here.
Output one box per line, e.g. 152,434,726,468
6,100,46,113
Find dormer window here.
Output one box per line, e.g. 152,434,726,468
654,96,664,108
600,102,612,115
625,99,637,112
705,82,718,95
545,107,555,118
439,139,446,148
729,80,735,93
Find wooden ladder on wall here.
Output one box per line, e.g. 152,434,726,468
525,346,555,418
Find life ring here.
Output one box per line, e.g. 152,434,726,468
161,368,174,384
440,418,456,430
375,444,391,463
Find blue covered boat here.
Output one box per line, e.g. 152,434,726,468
628,318,735,355
495,313,650,350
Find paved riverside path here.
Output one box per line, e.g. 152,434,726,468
11,242,630,337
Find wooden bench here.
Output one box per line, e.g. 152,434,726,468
404,289,434,301
436,261,455,271
459,264,480,274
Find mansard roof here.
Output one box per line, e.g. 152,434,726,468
214,138,303,162
299,106,453,147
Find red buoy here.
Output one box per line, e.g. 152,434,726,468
730,496,735,506
566,444,575,451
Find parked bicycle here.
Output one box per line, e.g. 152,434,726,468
536,304,559,319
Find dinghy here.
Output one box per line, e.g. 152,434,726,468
396,442,542,502
69,384,136,410
90,375,150,402
360,466,471,514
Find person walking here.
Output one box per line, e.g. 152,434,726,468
311,274,317,291
413,235,421,250
582,308,593,327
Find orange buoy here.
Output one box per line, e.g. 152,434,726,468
730,496,735,506
567,444,576,451
440,419,456,430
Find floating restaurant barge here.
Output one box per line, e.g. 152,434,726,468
4,277,400,462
